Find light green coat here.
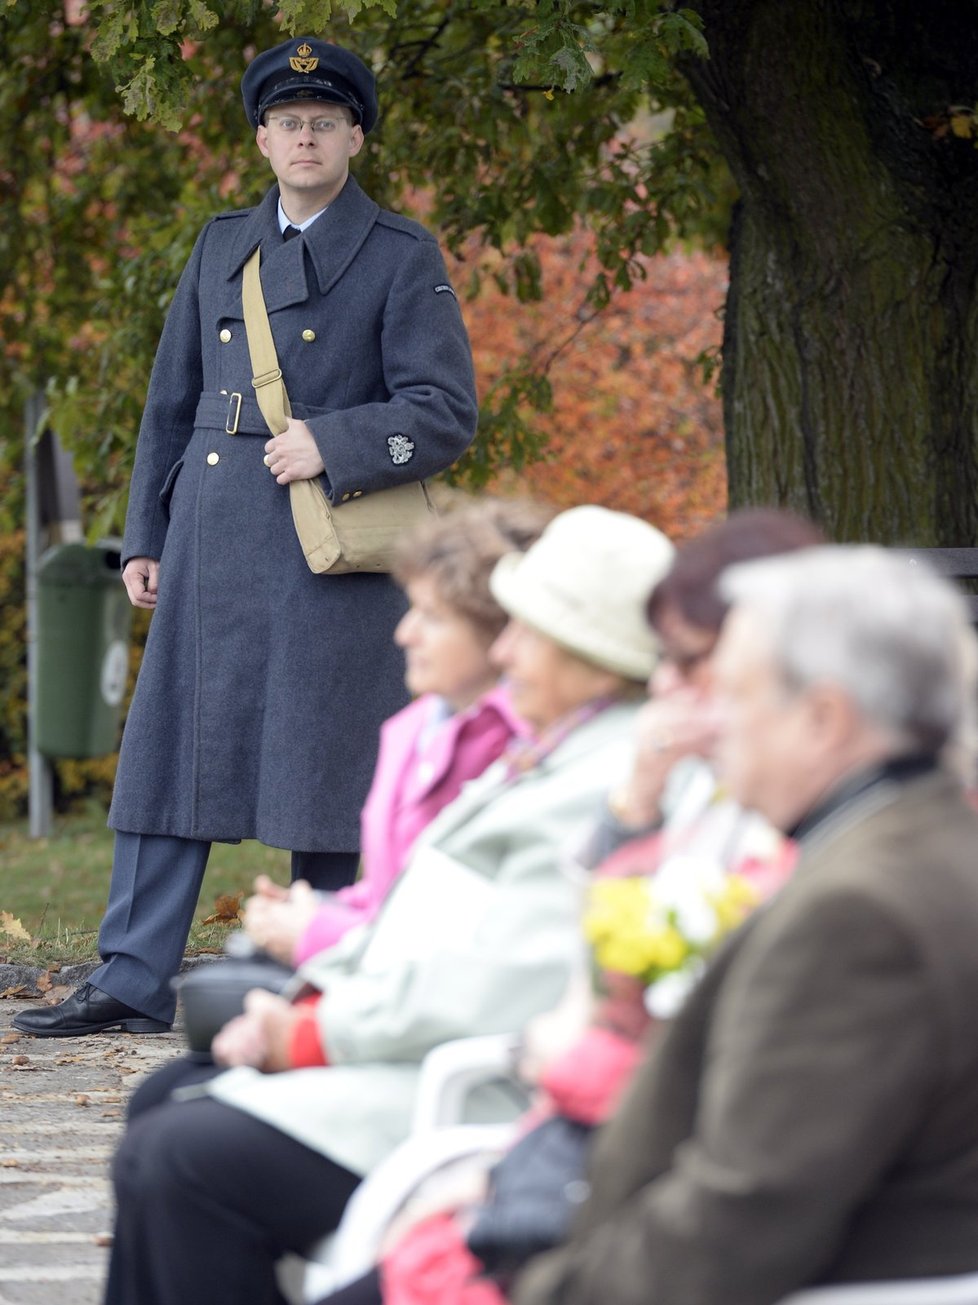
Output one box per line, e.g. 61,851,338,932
205,701,640,1176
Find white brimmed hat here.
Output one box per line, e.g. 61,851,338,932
489,505,674,681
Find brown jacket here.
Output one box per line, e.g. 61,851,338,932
514,769,978,1305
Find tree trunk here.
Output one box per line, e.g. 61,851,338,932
683,0,978,543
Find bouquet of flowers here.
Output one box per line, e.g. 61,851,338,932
583,855,762,1018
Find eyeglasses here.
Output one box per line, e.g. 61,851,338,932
265,115,346,134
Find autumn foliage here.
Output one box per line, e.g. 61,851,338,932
464,227,729,541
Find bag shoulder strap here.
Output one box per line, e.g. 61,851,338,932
241,247,291,435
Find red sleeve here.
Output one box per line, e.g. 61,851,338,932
287,994,329,1068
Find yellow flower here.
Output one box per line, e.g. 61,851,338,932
584,871,759,988
708,875,759,935
645,924,689,973
584,878,656,977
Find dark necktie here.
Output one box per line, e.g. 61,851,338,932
283,225,301,241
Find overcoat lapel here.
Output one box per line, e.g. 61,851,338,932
303,176,381,295
219,177,380,316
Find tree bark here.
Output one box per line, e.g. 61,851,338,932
683,0,978,543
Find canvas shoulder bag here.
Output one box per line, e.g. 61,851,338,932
241,247,434,575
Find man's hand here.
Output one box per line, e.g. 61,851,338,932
264,418,326,484
211,990,304,1072
122,557,160,609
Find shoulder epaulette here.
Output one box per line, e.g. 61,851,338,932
374,209,434,243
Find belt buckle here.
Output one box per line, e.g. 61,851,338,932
226,392,242,435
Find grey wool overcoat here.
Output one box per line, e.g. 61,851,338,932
108,177,478,852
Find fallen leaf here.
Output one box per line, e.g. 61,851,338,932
0,985,30,999
41,984,73,1005
93,1231,114,1248
0,913,31,943
11,1055,29,1066
200,892,245,925
75,1094,91,1108
0,1033,22,1045
1,1158,19,1168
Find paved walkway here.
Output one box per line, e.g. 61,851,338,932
0,991,185,1304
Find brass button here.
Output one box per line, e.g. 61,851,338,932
219,328,232,343
301,329,316,342
206,452,220,466
352,490,364,498
220,388,228,395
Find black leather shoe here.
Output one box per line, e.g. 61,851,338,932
12,983,171,1037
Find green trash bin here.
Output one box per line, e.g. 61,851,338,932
35,540,133,758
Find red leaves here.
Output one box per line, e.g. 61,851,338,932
466,226,729,539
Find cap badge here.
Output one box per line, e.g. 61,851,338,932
290,43,319,74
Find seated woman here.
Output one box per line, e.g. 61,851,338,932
517,507,821,1072
104,504,675,1305
586,506,824,875
243,498,551,967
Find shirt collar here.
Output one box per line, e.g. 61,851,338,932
277,198,328,234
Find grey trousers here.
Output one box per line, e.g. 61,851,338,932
92,832,358,1022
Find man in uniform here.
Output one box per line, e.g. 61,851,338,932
15,35,478,1038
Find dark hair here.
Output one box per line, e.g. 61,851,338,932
647,507,825,635
393,498,554,646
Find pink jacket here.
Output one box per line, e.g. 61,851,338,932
293,685,527,964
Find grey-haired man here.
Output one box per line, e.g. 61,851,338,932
516,546,978,1305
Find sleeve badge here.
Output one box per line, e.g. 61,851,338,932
388,434,415,465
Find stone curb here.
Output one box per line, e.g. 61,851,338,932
0,954,220,998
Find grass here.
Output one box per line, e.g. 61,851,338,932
0,806,291,967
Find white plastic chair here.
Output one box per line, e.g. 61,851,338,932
409,1033,522,1133
281,1034,523,1304
777,1278,978,1305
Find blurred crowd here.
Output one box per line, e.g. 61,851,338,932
103,498,978,1305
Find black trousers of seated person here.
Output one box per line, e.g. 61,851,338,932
105,1056,361,1305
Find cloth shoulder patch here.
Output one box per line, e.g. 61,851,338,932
433,283,457,299
388,434,415,465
